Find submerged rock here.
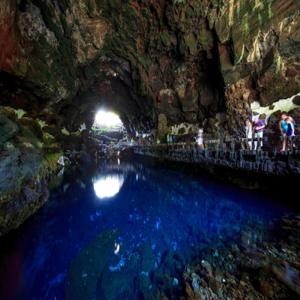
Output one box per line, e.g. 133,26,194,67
182,216,300,300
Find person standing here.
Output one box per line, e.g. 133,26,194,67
254,115,266,150
245,119,253,150
281,114,296,151
196,128,204,149
279,113,288,152
286,115,296,150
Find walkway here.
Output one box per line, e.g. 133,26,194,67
133,138,300,176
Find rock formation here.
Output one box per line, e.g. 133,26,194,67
0,106,62,235
1,0,299,130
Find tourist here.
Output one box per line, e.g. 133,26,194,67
196,128,204,149
280,113,296,151
253,115,266,150
279,113,289,152
245,118,253,150
166,131,173,145
172,135,176,144
286,115,296,150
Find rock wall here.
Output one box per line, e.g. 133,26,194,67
1,0,299,133
0,106,62,236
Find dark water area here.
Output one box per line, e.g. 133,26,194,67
0,159,297,300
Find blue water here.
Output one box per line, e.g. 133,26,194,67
0,160,294,300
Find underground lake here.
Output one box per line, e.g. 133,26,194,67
0,159,299,300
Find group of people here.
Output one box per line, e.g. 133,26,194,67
161,112,296,152
245,113,296,152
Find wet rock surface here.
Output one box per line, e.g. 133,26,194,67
0,106,62,236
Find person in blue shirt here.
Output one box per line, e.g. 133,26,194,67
279,113,295,152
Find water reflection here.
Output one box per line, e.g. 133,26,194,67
93,174,125,200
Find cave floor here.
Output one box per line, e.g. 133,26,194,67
0,159,299,300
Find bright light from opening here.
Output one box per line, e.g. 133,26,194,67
93,174,125,200
94,110,122,128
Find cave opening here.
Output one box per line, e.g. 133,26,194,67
91,109,126,148
94,110,123,130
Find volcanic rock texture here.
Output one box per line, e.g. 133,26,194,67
0,0,299,132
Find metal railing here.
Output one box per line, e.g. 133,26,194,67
155,132,300,152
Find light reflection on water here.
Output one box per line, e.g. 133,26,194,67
93,174,125,200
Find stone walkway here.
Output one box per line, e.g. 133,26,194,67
133,142,300,176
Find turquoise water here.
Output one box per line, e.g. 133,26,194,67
0,160,293,300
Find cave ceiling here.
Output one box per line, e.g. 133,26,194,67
0,0,300,133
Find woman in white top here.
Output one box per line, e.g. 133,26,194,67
245,119,253,150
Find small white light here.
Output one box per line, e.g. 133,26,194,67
114,243,120,254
